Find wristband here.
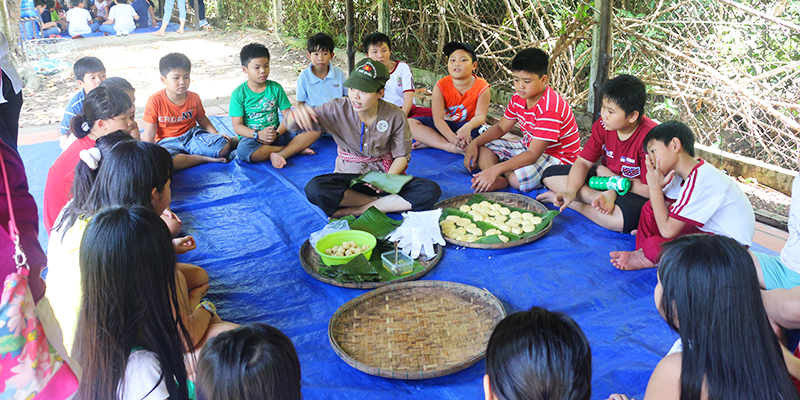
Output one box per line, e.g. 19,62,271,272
195,300,216,316
253,130,259,139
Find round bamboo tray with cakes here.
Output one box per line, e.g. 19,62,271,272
434,192,557,249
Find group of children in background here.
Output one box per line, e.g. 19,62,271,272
38,29,800,399
32,0,180,38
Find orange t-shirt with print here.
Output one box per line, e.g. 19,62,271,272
436,75,490,123
143,90,207,141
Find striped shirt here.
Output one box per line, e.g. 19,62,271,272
59,89,85,135
665,159,754,246
504,87,580,164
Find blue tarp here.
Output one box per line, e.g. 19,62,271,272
19,116,778,399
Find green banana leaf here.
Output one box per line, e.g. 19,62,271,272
317,239,427,283
349,171,414,194
440,195,559,244
348,206,402,239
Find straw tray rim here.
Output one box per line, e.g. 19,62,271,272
328,280,506,379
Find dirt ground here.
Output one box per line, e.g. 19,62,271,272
16,27,791,223
17,29,349,127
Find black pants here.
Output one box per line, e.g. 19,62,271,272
0,71,23,151
189,0,205,20
541,164,647,233
305,173,442,217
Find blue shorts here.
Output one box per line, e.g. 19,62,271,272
236,132,295,163
157,126,229,158
412,117,481,139
754,252,800,290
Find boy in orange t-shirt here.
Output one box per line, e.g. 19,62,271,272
408,42,491,154
143,53,232,170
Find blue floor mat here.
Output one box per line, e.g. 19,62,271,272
55,22,191,38
18,120,778,399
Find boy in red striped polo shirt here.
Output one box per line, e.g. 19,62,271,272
609,121,754,270
465,48,580,193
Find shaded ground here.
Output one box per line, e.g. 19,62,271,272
17,27,791,223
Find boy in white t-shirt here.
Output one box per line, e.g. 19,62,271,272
610,120,755,271
99,0,138,35
66,0,99,36
362,32,424,118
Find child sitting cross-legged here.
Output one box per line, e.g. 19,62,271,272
230,43,314,164
537,74,657,233
98,0,138,36
484,306,592,400
295,33,347,108
607,235,799,400
464,48,580,192
196,323,302,400
143,52,233,170
609,121,754,271
287,58,441,218
409,41,491,154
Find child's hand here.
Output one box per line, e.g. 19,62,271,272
291,105,318,131
553,191,576,212
471,167,499,193
455,126,473,149
645,154,675,189
173,236,196,254
463,142,479,171
258,127,277,144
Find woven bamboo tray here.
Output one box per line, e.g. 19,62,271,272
299,240,443,289
329,280,506,379
434,192,553,249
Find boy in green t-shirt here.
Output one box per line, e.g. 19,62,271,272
230,43,314,163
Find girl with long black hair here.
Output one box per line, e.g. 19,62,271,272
609,234,799,400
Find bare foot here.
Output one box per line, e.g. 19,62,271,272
610,249,655,271
412,141,429,150
151,30,166,36
444,143,465,155
592,192,616,215
536,190,558,204
300,148,315,155
176,28,184,34
207,156,229,164
270,152,287,169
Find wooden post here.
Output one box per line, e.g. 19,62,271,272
273,0,282,33
192,0,199,31
436,0,446,57
346,0,355,73
378,0,390,35
588,0,612,121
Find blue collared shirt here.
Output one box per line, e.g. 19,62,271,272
60,89,85,135
295,63,347,108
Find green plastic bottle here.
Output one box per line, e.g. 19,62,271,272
588,176,631,196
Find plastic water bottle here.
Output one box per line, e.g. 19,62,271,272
588,176,631,196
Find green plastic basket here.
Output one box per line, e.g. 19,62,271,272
314,230,378,266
